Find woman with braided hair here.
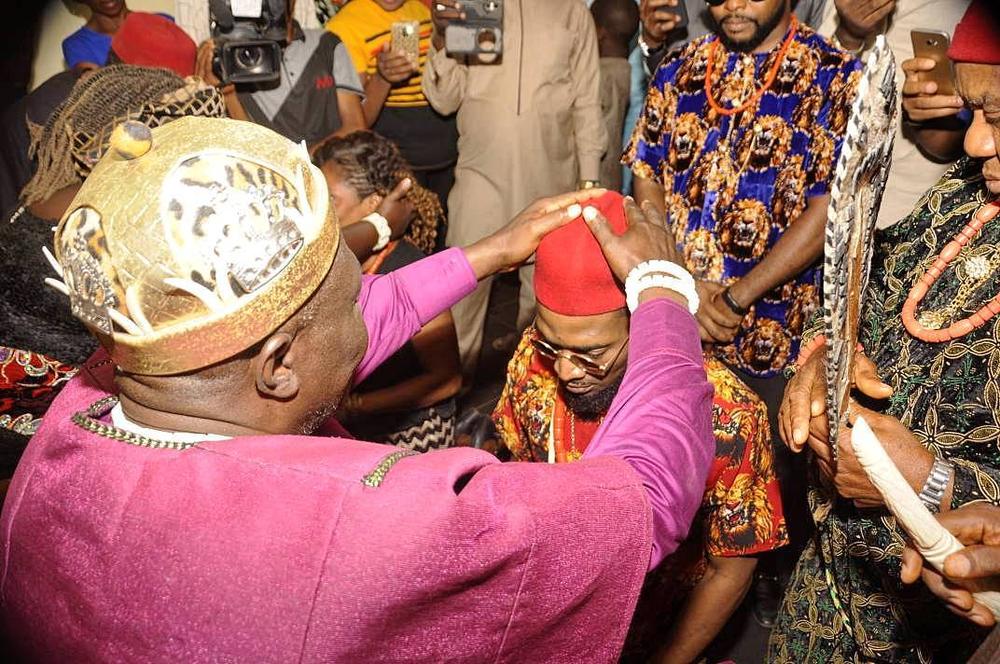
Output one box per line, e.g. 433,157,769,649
0,65,225,494
314,131,460,451
313,130,443,253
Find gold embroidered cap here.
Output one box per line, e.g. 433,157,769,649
48,116,340,375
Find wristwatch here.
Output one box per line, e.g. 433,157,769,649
578,180,601,190
918,457,954,513
361,212,392,251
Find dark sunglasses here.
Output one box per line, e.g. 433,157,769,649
706,0,765,6
530,332,629,379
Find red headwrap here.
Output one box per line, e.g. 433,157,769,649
111,13,197,77
948,0,1000,65
534,191,629,316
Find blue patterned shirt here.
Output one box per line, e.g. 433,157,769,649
624,23,859,377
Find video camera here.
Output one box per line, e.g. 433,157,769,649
444,0,503,58
209,0,287,85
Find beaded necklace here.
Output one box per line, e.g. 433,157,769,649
704,15,799,117
362,240,398,275
901,202,1000,343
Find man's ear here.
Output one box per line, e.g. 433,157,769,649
360,193,382,216
255,332,300,400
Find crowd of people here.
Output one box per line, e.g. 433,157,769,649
1,0,1000,661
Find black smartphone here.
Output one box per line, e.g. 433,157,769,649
671,0,689,32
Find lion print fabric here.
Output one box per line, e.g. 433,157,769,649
624,23,860,378
769,160,1000,662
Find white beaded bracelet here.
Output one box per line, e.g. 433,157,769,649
362,212,392,251
629,259,691,282
624,260,699,314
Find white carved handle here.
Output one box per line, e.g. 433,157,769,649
851,415,1000,619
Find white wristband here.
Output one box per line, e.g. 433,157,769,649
628,274,699,314
629,259,692,283
362,212,391,251
638,33,662,58
625,260,698,314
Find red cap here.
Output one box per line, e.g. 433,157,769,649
948,0,1000,65
534,191,629,316
111,13,197,77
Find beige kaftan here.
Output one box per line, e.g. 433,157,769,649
422,0,606,374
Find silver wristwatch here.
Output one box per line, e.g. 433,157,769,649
918,458,954,512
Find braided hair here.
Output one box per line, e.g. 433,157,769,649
21,64,226,208
312,131,443,255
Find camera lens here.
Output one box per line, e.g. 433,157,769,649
477,28,498,52
235,46,264,70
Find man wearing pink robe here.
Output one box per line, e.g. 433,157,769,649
0,117,712,661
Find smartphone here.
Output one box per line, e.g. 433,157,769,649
391,20,421,63
670,0,689,32
911,29,956,96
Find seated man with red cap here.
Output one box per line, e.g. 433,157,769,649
493,191,787,662
0,116,714,660
772,1,1000,660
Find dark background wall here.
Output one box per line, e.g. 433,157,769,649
0,2,57,112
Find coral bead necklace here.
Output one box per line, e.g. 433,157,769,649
902,201,1000,343
705,15,799,117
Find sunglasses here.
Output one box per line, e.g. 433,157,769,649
705,0,765,6
530,331,629,379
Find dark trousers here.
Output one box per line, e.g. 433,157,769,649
728,366,813,574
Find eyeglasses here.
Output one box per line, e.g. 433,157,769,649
530,331,629,379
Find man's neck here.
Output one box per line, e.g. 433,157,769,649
751,12,792,54
599,38,630,60
117,391,272,439
87,9,129,35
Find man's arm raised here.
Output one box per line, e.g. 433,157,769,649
581,198,715,568
354,190,606,383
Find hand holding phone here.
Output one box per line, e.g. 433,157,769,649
910,30,956,96
390,20,421,65
640,0,688,49
902,30,964,123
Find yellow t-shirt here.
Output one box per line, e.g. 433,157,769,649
326,0,432,108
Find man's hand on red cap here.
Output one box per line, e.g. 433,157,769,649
582,196,682,282
462,189,607,281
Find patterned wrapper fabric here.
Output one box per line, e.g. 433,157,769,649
0,347,78,436
493,327,788,658
623,23,861,378
769,159,1000,662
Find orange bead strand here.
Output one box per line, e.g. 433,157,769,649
901,202,1000,343
705,15,799,117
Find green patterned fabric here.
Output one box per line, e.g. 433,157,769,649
769,158,998,662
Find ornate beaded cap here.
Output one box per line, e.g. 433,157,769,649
46,116,340,375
